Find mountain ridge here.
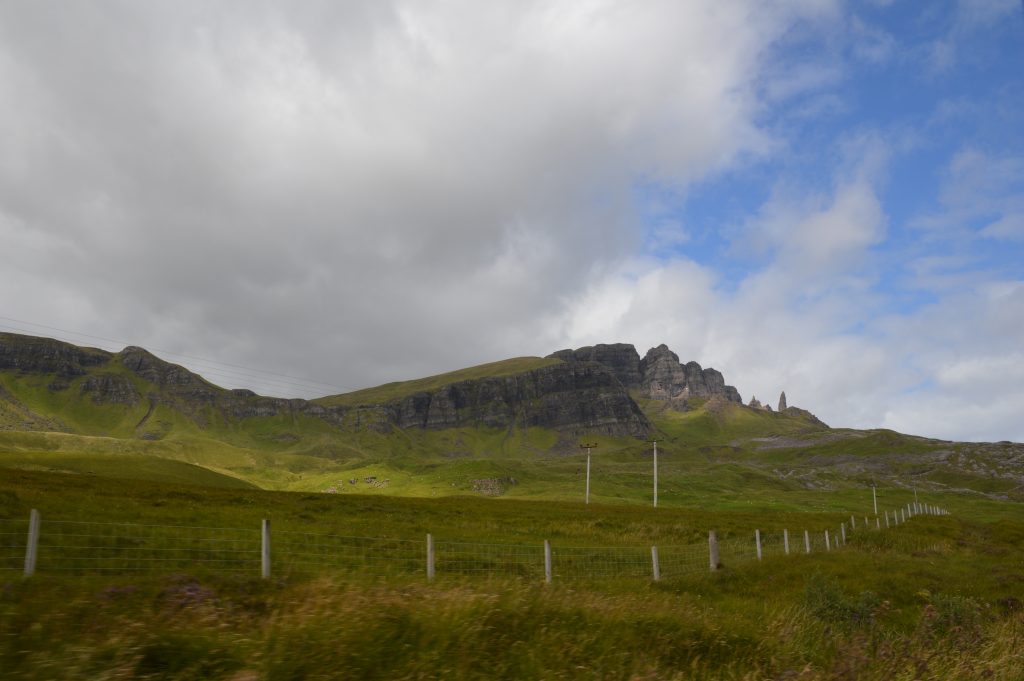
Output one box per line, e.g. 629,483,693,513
2,331,1022,503
2,332,662,437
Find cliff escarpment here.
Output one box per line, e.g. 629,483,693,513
321,360,650,437
0,333,649,438
548,342,743,409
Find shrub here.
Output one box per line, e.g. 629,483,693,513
803,574,881,628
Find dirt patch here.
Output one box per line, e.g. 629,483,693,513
471,477,518,496
750,432,860,450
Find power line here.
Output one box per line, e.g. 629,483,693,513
0,315,358,397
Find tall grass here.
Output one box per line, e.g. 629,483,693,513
2,469,1023,679
2,570,1021,680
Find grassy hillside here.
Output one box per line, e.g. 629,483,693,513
3,335,1023,678
2,333,1021,508
313,356,562,406
2,378,1022,507
2,469,1022,680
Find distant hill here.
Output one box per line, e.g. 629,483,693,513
1,331,1021,504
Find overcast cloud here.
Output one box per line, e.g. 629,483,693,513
1,1,1022,442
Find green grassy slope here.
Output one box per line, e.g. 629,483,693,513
313,356,562,406
1,469,1022,680
2,334,1021,507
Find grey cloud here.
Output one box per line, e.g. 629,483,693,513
1,1,825,395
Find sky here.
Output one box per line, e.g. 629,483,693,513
1,1,1023,442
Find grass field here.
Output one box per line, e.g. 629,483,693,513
3,336,1023,678
1,469,1022,680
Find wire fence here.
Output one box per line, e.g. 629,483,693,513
0,518,27,572
275,531,424,576
36,521,261,573
1,503,949,582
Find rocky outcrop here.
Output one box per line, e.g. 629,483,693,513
778,391,787,411
81,373,141,405
333,360,650,437
116,346,223,407
548,342,742,409
0,332,652,438
547,343,642,389
749,396,762,409
784,407,827,428
0,333,109,377
640,345,741,404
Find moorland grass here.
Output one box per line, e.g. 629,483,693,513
313,356,562,407
2,544,1021,679
2,470,1022,679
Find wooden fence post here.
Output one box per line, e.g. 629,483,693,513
24,509,40,577
544,540,552,584
708,531,720,571
426,533,435,582
261,519,271,579
825,530,831,551
651,546,661,581
755,530,762,561
804,529,811,554
784,529,790,555
841,523,846,544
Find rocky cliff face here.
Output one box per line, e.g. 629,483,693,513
0,332,650,438
547,343,642,388
639,344,742,404
547,342,742,409
0,333,109,377
351,360,650,437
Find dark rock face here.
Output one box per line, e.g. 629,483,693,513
81,373,141,405
4,332,738,439
119,347,213,390
778,391,788,411
0,333,110,377
547,343,642,388
641,346,741,404
116,347,224,412
551,342,743,408
344,361,650,437
109,341,651,436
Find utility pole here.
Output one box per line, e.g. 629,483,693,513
652,440,658,508
580,442,598,504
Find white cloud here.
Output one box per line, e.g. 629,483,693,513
926,0,1022,72
0,1,844,392
955,0,1022,28
1,2,1020,444
850,16,897,65
981,213,1024,240
913,148,1024,238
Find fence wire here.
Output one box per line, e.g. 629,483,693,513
0,509,935,580
0,518,27,571
654,543,706,577
36,521,260,573
436,540,544,579
552,545,652,579
274,532,424,576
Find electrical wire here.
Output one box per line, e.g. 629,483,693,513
0,315,359,397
